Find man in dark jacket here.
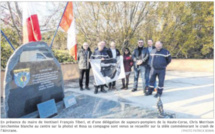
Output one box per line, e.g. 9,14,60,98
91,41,110,94
146,41,171,98
107,41,120,90
145,39,156,94
77,42,92,91
132,39,149,92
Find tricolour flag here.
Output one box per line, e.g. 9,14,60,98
60,2,77,60
22,2,42,44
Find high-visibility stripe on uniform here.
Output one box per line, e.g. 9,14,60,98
150,54,171,57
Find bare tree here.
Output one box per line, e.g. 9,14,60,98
75,2,156,50
0,2,65,45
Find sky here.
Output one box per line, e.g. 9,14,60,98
0,2,68,32
21,2,67,31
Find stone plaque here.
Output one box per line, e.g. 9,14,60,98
37,99,57,118
63,95,77,108
4,41,64,118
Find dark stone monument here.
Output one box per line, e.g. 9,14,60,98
4,41,64,118
37,99,57,118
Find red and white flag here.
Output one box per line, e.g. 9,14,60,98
60,2,77,60
22,2,42,44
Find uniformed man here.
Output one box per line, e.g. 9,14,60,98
146,41,171,98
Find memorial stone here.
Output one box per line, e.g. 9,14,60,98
4,41,64,118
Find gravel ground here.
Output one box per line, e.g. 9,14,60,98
1,90,160,118
54,91,159,118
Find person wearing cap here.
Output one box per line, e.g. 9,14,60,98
131,39,149,92
146,41,171,98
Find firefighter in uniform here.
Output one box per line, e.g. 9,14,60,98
91,41,110,94
146,41,171,98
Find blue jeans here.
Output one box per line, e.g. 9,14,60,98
145,65,156,87
133,66,146,89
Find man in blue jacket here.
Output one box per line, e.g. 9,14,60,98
146,41,171,98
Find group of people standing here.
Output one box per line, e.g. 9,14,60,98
77,39,171,98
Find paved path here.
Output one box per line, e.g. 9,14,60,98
65,71,214,118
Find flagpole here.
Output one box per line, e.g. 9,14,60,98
1,30,15,50
50,2,68,48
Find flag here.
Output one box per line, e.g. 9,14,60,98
90,56,126,86
22,2,42,44
60,2,77,60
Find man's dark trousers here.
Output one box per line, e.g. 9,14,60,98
109,81,116,87
148,68,166,94
79,69,90,88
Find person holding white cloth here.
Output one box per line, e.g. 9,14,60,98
107,41,121,90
